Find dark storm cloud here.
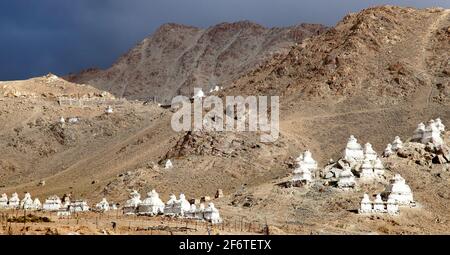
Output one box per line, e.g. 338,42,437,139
0,0,449,81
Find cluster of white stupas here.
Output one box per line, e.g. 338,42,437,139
383,118,446,157
122,190,222,224
412,118,445,147
0,192,118,216
292,136,387,190
340,136,386,186
359,174,415,215
291,150,318,186
0,193,41,210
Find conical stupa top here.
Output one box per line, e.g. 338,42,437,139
364,143,376,154
375,194,383,203
347,135,362,149
374,158,384,169
362,194,371,203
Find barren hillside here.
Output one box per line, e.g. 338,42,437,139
65,22,326,103
0,6,449,234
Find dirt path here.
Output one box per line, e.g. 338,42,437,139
417,10,450,107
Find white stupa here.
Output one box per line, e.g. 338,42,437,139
185,204,197,219
105,106,113,114
412,123,426,142
359,194,373,214
20,193,34,210
95,198,110,212
33,198,42,210
164,194,178,216
192,88,205,99
174,194,191,216
386,194,399,215
373,194,386,213
165,159,173,169
292,150,317,185
203,203,222,224
421,119,444,147
337,166,356,189
0,194,8,209
43,195,62,211
360,157,375,181
384,174,414,206
123,190,142,215
392,136,403,151
373,158,385,177
138,190,165,216
383,144,394,157
69,200,90,213
8,193,20,209
435,118,445,133
59,117,66,124
343,135,364,162
364,143,378,161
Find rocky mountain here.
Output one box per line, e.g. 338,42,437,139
1,6,450,234
65,21,326,103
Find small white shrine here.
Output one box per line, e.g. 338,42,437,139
165,159,173,169
412,123,426,142
383,144,394,157
163,194,178,216
337,166,356,189
359,194,373,213
95,198,110,212
203,203,222,224
364,143,378,161
421,119,444,148
59,117,66,124
384,174,414,206
343,135,364,163
138,190,165,216
43,195,62,211
123,190,142,215
33,198,42,210
8,193,20,209
386,194,400,215
69,200,90,213
292,150,317,185
392,136,403,151
20,193,34,210
373,158,385,177
105,106,113,114
360,156,375,181
359,193,399,215
0,194,8,209
192,88,205,99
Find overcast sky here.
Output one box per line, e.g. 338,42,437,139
0,0,449,81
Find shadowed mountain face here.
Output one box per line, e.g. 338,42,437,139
65,21,327,103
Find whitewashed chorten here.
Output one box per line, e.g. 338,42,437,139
384,174,414,206
343,135,364,162
392,136,403,151
0,194,8,209
43,195,62,211
386,195,399,215
337,166,356,189
95,198,110,212
373,158,385,177
123,190,142,215
138,190,165,216
383,144,394,157
359,194,373,214
165,159,173,169
364,143,378,161
360,156,375,181
20,193,34,210
8,193,20,209
373,194,386,213
204,203,222,224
